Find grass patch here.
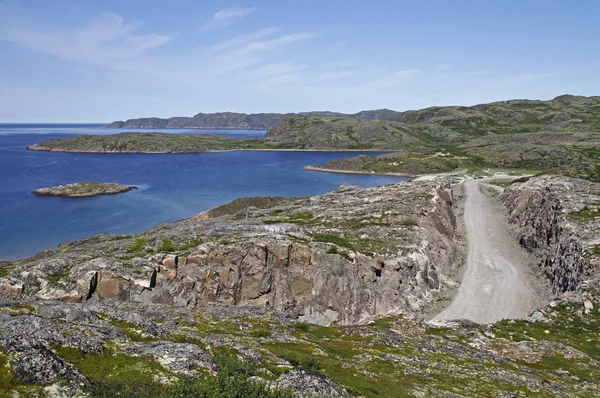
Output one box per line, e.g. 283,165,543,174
311,233,355,250
158,239,175,253
127,238,146,253
569,202,600,222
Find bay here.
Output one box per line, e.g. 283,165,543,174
0,125,407,260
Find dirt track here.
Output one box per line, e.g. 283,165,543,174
433,179,539,324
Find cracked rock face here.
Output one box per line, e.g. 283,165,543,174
501,175,600,292
0,181,458,326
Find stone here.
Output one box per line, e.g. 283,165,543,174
530,311,546,322
95,272,130,300
162,255,178,269
13,347,89,385
277,368,350,398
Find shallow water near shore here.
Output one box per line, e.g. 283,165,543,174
0,125,407,260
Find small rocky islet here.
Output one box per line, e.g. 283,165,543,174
31,182,137,198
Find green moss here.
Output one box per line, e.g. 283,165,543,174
158,239,175,253
311,233,355,250
177,237,203,251
99,314,157,342
54,345,169,385
569,202,600,222
0,262,15,278
47,267,72,286
0,350,17,397
127,238,146,253
263,211,318,226
206,197,287,218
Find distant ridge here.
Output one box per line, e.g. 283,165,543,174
106,109,401,129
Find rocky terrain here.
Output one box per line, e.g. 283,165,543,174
106,110,400,130
8,94,600,396
32,182,137,198
0,176,599,396
1,180,458,324
501,175,600,292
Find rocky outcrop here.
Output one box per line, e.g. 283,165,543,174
0,181,458,326
501,175,600,292
32,182,137,198
277,368,350,397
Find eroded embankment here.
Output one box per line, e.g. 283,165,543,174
501,175,600,293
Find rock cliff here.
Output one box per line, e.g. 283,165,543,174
501,175,600,292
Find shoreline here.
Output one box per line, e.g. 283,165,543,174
27,145,400,154
303,165,416,178
105,126,269,130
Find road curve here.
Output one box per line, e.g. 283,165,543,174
433,179,538,324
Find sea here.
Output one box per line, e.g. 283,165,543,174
0,124,408,261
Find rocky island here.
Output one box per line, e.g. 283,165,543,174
32,182,137,198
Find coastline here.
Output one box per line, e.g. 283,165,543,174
27,145,400,154
303,165,416,178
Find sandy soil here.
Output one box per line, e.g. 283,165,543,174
432,179,541,324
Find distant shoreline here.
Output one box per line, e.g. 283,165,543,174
303,165,416,178
27,145,400,155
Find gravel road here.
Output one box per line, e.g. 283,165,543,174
433,179,539,324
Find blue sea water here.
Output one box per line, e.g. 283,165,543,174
0,124,407,260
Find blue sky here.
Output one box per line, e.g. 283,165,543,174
0,0,598,122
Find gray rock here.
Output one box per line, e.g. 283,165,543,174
13,347,88,385
121,342,212,376
277,368,350,398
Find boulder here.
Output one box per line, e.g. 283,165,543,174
277,368,350,398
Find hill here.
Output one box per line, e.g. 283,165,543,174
298,95,600,181
106,109,401,129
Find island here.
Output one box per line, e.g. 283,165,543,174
32,182,137,198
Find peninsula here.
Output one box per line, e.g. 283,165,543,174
32,182,137,198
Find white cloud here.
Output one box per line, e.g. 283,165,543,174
0,13,170,70
393,69,421,78
213,7,256,21
235,33,316,56
208,32,315,75
205,7,256,28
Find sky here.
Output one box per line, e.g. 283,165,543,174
0,0,598,122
